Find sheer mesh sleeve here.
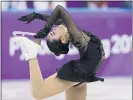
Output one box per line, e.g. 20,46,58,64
36,13,64,25
45,5,83,42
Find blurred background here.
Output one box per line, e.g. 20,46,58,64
2,1,132,100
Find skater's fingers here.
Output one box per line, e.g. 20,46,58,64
18,16,28,21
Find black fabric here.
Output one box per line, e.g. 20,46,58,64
79,29,105,58
18,12,63,25
35,13,64,25
34,26,51,38
56,41,104,83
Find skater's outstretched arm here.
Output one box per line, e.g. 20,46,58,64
35,5,83,42
18,12,64,25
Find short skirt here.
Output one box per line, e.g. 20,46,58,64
56,40,104,83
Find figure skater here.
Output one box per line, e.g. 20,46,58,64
16,5,105,100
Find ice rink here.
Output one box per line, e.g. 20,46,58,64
2,77,132,100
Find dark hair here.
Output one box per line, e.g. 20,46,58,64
46,39,69,55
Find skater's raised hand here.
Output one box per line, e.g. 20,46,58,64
18,12,37,24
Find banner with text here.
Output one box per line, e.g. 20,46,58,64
2,11,132,79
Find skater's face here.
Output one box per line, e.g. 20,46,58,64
47,25,69,44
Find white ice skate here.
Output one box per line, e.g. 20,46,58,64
13,36,41,60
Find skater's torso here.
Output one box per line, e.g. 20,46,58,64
69,29,103,59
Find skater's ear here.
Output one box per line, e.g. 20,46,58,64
60,36,66,44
